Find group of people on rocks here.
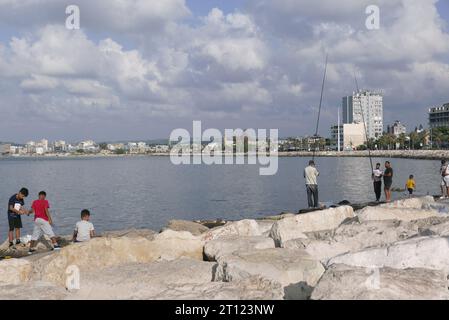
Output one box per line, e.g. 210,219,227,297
303,160,417,209
7,188,95,254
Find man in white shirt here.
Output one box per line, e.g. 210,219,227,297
72,209,95,242
304,160,320,208
372,163,383,202
440,160,447,199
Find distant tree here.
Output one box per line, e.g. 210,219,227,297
99,143,108,150
115,149,126,155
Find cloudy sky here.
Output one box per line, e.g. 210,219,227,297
0,0,448,143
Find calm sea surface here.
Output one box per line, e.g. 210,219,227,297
0,156,442,240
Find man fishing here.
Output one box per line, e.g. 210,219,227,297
372,163,383,202
304,160,320,208
384,161,394,203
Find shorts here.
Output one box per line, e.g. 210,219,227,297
31,218,55,241
442,178,446,187
408,188,414,195
8,215,22,231
384,181,392,190
444,176,449,186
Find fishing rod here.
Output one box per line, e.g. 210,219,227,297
312,54,328,162
354,73,374,173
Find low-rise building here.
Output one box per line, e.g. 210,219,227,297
387,120,407,137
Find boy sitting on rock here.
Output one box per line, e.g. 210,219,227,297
72,209,95,242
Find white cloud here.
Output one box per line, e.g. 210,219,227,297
0,0,448,141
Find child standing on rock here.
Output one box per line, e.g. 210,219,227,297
405,175,416,197
72,209,95,242
28,191,60,254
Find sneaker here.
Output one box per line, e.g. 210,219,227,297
52,244,61,250
15,239,21,245
28,249,36,255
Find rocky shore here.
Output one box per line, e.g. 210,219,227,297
1,196,449,300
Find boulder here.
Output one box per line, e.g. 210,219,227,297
269,206,354,247
70,258,215,299
357,206,441,223
311,264,449,300
0,281,69,300
101,229,156,240
380,196,435,209
0,259,33,285
256,220,276,236
328,236,449,273
163,220,210,236
283,220,420,261
204,236,275,261
29,230,204,286
151,230,204,261
214,248,325,300
69,259,282,300
201,220,262,242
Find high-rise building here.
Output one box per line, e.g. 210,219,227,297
342,90,383,139
429,103,449,129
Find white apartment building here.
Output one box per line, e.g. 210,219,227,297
342,90,384,139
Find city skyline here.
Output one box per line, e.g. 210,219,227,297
0,0,448,142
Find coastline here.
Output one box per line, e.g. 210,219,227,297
2,150,449,160
1,196,449,300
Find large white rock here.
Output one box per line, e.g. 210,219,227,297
152,230,205,261
101,229,157,239
214,248,325,300
256,220,276,236
357,206,441,223
311,264,449,300
380,196,435,209
269,206,354,247
29,231,204,286
201,220,262,242
283,220,420,261
328,236,449,273
0,259,33,285
204,236,275,261
163,220,210,236
68,259,283,300
0,281,69,300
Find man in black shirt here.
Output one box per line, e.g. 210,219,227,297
383,161,393,203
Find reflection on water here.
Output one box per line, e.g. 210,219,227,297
0,156,442,239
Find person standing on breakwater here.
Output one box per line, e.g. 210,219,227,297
372,163,383,202
28,191,60,254
406,175,416,197
304,160,320,208
7,188,30,247
384,161,393,203
440,160,448,199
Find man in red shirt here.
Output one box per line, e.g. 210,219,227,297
28,191,60,254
